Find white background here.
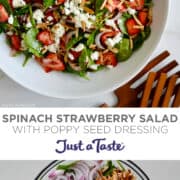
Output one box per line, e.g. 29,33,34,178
0,1,180,107
0,1,180,180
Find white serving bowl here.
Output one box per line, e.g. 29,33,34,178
0,0,169,99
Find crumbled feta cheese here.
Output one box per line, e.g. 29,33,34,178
89,64,99,70
91,51,99,61
33,9,44,24
72,43,84,52
26,20,32,28
47,16,53,22
6,31,13,36
105,19,118,30
64,0,96,29
68,53,75,60
12,0,26,8
127,7,137,15
48,23,65,53
52,23,65,38
8,15,14,25
105,33,122,47
47,44,57,53
107,65,113,69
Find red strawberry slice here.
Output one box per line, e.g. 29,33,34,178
0,4,9,22
96,51,118,67
37,30,54,46
129,0,145,10
138,11,148,25
36,53,65,73
126,18,140,36
9,35,21,51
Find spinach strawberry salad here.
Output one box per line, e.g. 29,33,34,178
0,0,152,78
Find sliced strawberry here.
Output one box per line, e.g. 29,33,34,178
9,35,21,51
96,51,118,67
100,31,119,47
36,53,65,73
0,4,9,22
128,0,144,10
69,50,82,60
56,0,66,5
37,30,54,46
126,18,140,36
138,11,148,25
105,0,126,12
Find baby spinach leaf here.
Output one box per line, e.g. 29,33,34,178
0,0,12,14
116,38,132,61
133,26,151,51
23,28,42,57
95,0,104,13
103,161,116,176
56,161,79,170
0,23,7,34
13,5,30,16
87,30,98,46
43,0,55,8
66,35,83,50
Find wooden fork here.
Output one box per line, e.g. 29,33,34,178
140,72,179,107
100,51,180,107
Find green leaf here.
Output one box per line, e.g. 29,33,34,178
133,26,151,51
13,5,30,16
118,16,128,35
0,23,7,34
95,0,104,13
66,35,83,50
56,161,78,171
29,6,35,27
23,28,42,57
116,161,125,171
43,0,55,8
22,51,32,67
87,30,98,46
78,48,88,70
116,38,132,61
103,161,116,176
0,0,12,14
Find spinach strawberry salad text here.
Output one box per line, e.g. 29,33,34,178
0,0,153,78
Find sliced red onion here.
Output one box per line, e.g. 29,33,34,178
95,32,105,49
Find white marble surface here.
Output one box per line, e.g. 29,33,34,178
0,1,180,107
0,161,179,180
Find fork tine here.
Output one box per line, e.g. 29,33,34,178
127,51,170,85
151,73,167,107
172,85,180,107
140,72,156,107
148,71,180,102
135,60,178,93
161,75,178,107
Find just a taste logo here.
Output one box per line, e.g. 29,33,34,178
55,138,125,154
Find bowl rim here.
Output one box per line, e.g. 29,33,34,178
0,0,170,99
34,160,150,180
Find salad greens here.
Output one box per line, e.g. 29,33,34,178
0,0,152,78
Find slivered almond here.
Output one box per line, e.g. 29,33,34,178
83,6,95,14
100,0,108,10
81,21,86,31
129,37,133,49
133,14,143,26
133,25,144,30
89,44,97,49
